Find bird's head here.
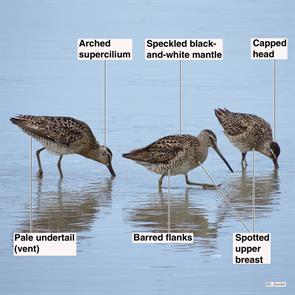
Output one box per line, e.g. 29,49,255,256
262,140,280,169
199,129,234,173
83,144,116,177
199,129,218,148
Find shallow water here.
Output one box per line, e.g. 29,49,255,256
1,0,294,294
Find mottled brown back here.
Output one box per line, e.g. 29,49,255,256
123,135,197,164
10,115,97,147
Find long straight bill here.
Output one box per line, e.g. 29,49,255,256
213,145,234,173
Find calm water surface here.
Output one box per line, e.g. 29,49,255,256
1,0,294,294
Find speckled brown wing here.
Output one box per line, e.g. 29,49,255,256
10,115,97,147
214,108,250,136
123,135,194,164
215,108,273,138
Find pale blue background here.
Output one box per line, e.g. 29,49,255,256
0,0,294,294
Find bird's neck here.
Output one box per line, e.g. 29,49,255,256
259,141,272,157
196,134,211,148
79,143,100,160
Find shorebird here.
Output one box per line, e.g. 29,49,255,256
122,130,233,189
10,115,116,178
214,108,280,169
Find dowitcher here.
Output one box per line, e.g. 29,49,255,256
122,130,233,189
214,108,280,169
10,115,116,178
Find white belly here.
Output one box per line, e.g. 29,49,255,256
21,128,75,155
43,141,74,155
144,160,198,176
228,135,251,152
172,161,198,175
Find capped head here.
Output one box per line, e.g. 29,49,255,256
98,146,116,177
269,141,280,169
199,129,218,148
198,129,233,173
83,144,116,177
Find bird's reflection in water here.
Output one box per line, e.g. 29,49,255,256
217,170,280,223
128,170,280,255
128,188,218,254
19,178,113,233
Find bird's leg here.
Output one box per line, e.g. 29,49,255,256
185,174,217,189
241,152,248,168
57,156,63,178
36,147,45,178
158,175,164,189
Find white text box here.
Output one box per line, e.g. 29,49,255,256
132,232,193,244
251,38,288,60
77,39,133,61
145,38,223,60
233,233,271,264
13,233,76,256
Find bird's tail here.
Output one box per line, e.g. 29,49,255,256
214,108,231,126
122,152,135,160
10,115,33,127
10,115,47,140
122,149,145,161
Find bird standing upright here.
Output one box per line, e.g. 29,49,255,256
122,129,233,189
10,115,116,178
214,108,280,169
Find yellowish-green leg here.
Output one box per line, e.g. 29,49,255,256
36,147,45,178
158,175,164,189
57,156,63,178
241,152,248,168
185,174,217,189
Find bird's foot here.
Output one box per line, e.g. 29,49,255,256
202,183,220,189
186,180,219,189
36,170,43,178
